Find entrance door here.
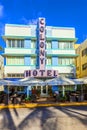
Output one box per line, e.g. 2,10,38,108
41,86,48,96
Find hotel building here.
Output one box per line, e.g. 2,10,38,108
2,17,78,96
76,39,87,78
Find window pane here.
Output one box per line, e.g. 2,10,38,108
47,57,52,65
31,57,36,65
31,41,36,48
46,41,51,49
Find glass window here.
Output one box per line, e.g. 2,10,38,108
31,57,36,65
21,40,24,48
7,40,12,47
52,57,58,65
17,40,21,47
46,41,51,49
66,58,70,65
7,39,24,48
52,41,58,49
31,40,36,48
62,58,66,65
70,42,74,49
58,58,62,65
46,57,52,65
12,40,15,47
6,56,24,65
58,42,74,49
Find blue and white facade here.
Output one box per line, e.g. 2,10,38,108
2,17,78,95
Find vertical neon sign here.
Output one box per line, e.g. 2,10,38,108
38,18,46,69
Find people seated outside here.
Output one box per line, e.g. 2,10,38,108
53,91,59,102
31,88,37,102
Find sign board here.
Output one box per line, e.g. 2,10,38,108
24,17,58,78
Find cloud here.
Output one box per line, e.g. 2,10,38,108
21,17,38,25
28,19,37,25
0,4,4,18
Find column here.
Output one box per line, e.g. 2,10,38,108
62,86,65,97
27,86,31,98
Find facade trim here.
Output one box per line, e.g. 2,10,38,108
2,35,78,42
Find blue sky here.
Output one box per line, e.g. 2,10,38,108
0,0,87,50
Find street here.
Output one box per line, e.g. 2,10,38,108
0,106,87,130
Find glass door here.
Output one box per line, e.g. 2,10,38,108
41,86,48,96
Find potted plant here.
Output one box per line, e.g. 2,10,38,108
59,95,67,102
25,96,31,103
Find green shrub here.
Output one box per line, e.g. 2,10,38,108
25,96,31,101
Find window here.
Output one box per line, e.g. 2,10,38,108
52,41,58,49
7,73,24,78
46,41,51,49
52,57,58,65
58,42,74,49
7,39,24,48
31,57,36,65
7,40,11,47
58,58,75,65
82,48,87,56
46,57,52,65
82,63,87,70
6,56,24,65
31,40,36,48
70,42,74,49
20,40,24,48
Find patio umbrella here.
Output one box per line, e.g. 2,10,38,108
72,78,84,85
82,77,87,84
19,77,45,86
45,76,75,85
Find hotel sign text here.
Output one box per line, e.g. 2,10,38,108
24,18,58,78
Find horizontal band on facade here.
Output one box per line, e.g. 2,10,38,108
2,53,79,57
2,35,78,42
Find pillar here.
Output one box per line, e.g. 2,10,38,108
62,86,65,97
27,86,31,98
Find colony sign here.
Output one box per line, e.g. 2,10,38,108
24,18,58,78
39,18,46,69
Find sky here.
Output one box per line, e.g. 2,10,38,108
0,0,87,51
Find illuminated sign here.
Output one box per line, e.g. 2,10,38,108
24,70,58,77
39,18,46,69
24,17,58,78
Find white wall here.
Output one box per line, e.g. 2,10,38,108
47,50,75,55
4,66,36,75
52,28,75,38
5,25,31,36
5,48,36,55
5,24,75,38
46,66,75,74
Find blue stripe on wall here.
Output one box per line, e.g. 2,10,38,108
24,57,31,65
24,40,31,48
4,58,6,65
52,41,58,49
52,57,58,65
